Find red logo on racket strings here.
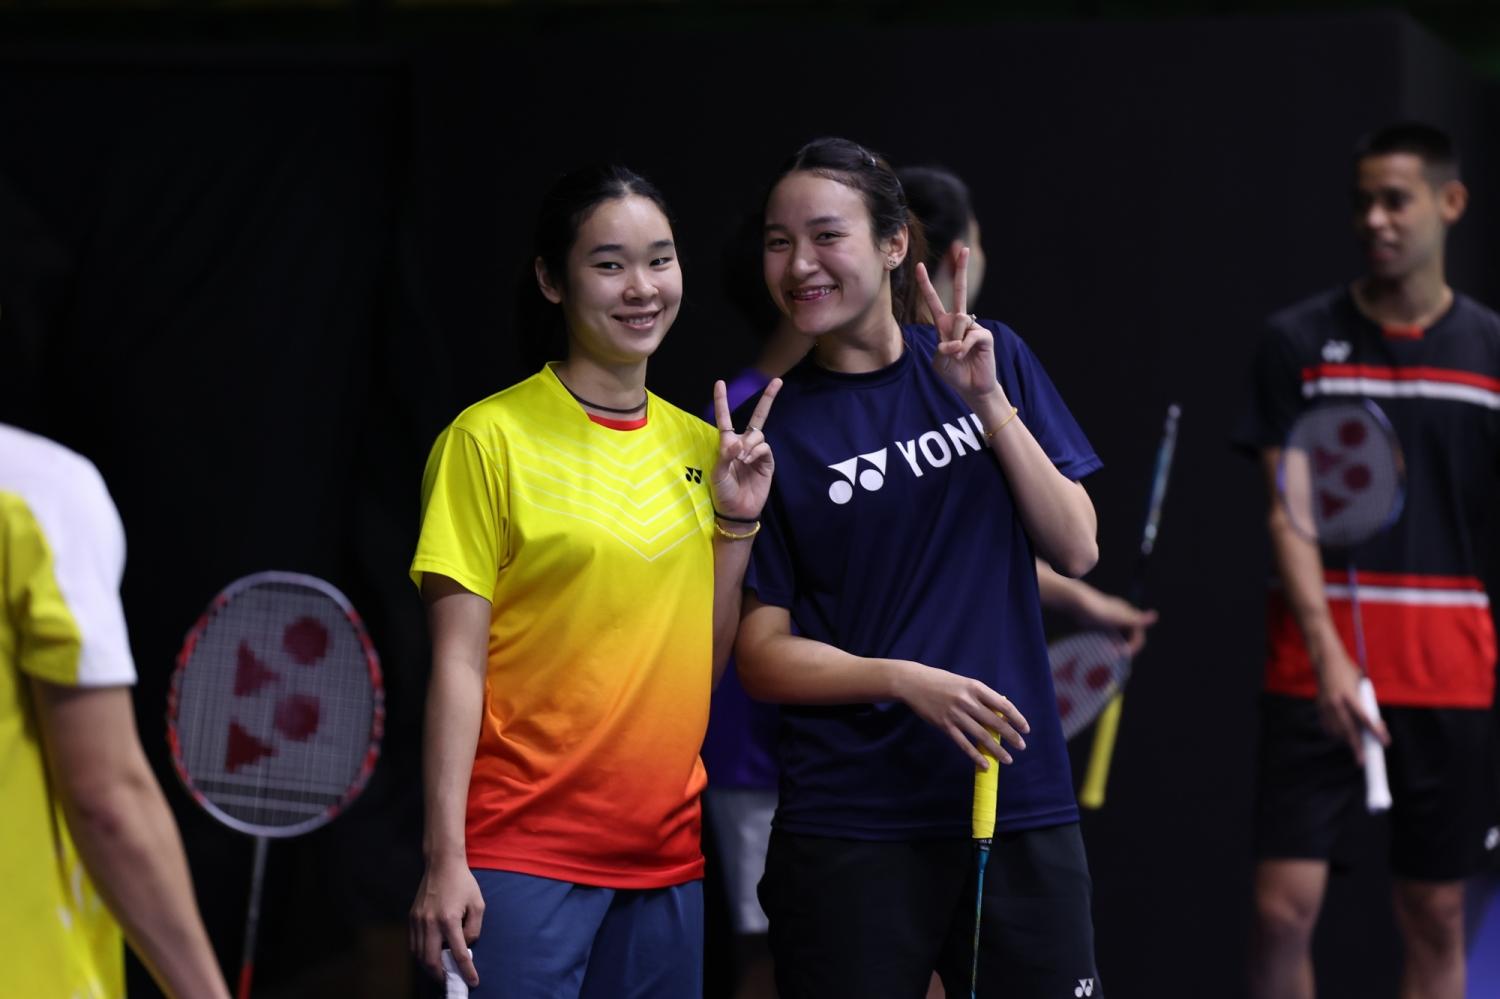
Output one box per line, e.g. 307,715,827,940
1312,419,1374,522
224,617,332,772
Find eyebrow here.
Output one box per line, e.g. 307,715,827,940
586,239,675,256
764,215,849,233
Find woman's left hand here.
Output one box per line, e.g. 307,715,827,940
709,377,782,521
916,250,1004,409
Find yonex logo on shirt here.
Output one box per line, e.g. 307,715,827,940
1322,339,1352,363
826,450,888,504
1074,979,1095,997
825,414,990,505
684,467,703,483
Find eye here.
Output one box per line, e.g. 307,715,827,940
765,236,789,251
815,230,844,243
651,256,675,268
593,261,623,271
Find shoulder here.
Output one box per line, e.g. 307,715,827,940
448,371,552,438
1452,293,1500,340
1266,286,1348,341
0,424,120,542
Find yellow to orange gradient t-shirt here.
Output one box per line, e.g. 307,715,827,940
411,366,720,888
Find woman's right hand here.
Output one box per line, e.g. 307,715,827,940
889,661,1030,768
410,856,484,988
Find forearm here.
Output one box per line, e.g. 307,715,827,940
63,760,227,998
711,529,754,686
976,395,1098,577
1268,508,1344,673
1035,557,1089,616
421,658,485,865
736,621,907,705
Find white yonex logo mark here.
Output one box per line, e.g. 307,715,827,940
1485,826,1499,852
825,414,991,505
1322,339,1352,363
1074,979,1095,997
827,449,888,504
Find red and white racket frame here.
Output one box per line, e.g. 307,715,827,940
166,570,386,839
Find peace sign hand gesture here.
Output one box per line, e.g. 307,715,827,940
916,249,1006,410
709,377,782,522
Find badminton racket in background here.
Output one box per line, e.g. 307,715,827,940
168,571,385,999
969,722,1001,999
1277,400,1404,813
1049,403,1180,809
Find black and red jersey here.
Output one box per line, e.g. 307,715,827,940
1238,286,1500,707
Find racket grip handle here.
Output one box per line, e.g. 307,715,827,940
441,949,472,999
972,732,999,841
1357,678,1392,814
1079,695,1123,810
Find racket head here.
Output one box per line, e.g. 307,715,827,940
1051,630,1133,740
167,571,385,838
1277,401,1405,548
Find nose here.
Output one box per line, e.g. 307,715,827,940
1363,201,1390,232
624,265,656,301
789,241,819,279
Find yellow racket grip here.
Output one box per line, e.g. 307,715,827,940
1079,694,1123,810
972,727,1000,840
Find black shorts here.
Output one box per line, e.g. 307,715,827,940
758,824,1101,999
1254,693,1500,881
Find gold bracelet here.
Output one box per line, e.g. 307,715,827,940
714,519,761,541
983,406,1019,441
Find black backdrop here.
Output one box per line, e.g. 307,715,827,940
1,11,1496,998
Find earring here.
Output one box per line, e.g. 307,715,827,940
887,258,899,269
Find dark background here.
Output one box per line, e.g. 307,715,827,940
2,5,1497,997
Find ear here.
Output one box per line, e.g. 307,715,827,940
882,224,909,270
1437,179,1468,226
535,257,564,305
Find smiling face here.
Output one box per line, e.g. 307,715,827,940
1353,152,1465,283
762,171,906,341
537,193,682,367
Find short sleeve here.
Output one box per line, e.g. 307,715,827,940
1233,325,1304,454
743,483,797,610
991,322,1102,481
5,458,135,688
409,425,507,599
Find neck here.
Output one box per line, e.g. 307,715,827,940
813,312,905,373
754,322,815,379
554,356,649,412
1353,263,1451,328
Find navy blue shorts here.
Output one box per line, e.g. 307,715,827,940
465,869,702,998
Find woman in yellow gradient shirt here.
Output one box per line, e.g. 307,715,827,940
407,164,779,998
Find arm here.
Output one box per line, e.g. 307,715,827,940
1035,558,1157,655
1260,449,1386,759
708,378,782,684
976,395,1098,577
734,595,1029,769
30,682,230,999
409,574,491,988
915,256,1097,576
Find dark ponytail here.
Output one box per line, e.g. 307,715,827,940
765,138,928,325
513,164,676,371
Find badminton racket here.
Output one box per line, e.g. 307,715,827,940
969,721,1000,999
167,571,385,999
1056,403,1180,809
1277,400,1404,812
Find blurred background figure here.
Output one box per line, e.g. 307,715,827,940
1237,122,1499,999
0,422,229,999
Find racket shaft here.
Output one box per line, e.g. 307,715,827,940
237,836,269,999
1357,678,1392,813
1078,695,1123,809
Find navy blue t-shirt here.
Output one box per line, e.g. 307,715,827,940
742,321,1101,839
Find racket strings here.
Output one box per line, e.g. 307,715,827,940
1281,403,1405,549
174,577,380,835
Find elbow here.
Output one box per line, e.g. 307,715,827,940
733,642,774,701
1047,534,1099,579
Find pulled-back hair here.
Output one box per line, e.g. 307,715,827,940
515,164,675,369
766,138,928,325
897,165,973,274
1354,122,1460,182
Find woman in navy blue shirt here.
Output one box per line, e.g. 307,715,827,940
735,137,1106,998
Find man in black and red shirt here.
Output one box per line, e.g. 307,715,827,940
1238,123,1500,999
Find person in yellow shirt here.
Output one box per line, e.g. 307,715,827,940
407,163,778,997
0,422,228,999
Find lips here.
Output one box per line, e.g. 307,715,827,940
613,310,660,330
789,285,836,303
